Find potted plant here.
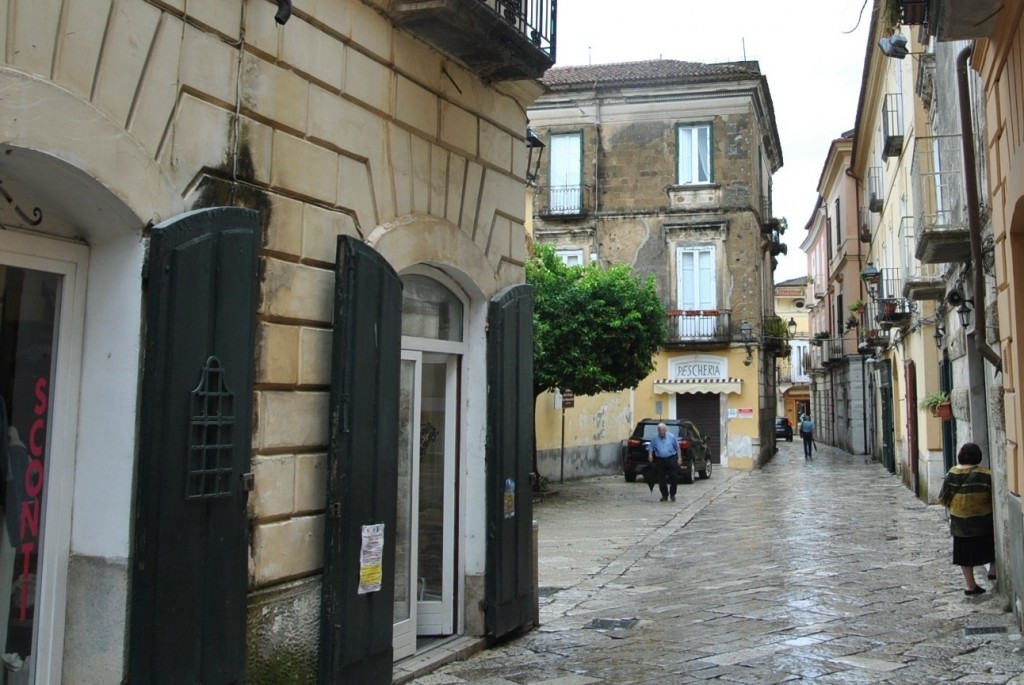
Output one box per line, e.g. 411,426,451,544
849,299,866,314
920,391,952,420
845,314,859,331
811,331,829,347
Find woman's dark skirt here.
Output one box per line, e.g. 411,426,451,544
953,532,995,567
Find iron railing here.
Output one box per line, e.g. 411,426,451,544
478,0,556,59
882,93,904,159
665,309,733,343
534,185,593,217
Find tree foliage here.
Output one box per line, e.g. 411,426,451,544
527,244,666,398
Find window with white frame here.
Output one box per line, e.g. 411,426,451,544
548,132,582,214
675,246,716,337
556,249,584,267
677,123,712,185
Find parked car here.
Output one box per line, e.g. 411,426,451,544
622,418,712,484
775,416,794,441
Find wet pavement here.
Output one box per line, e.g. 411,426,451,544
407,440,1023,684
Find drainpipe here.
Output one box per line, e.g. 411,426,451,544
956,46,1002,374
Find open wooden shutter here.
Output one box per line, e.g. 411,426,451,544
320,236,402,684
129,207,260,684
485,284,535,638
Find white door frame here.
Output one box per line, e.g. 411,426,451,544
393,352,422,660
415,354,456,636
0,231,89,683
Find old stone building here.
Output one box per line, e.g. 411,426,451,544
0,0,551,682
528,60,785,471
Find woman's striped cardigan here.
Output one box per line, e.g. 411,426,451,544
944,465,993,537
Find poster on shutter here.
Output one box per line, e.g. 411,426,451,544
358,523,384,594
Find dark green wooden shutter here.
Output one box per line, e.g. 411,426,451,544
485,284,535,638
129,207,260,684
320,236,402,684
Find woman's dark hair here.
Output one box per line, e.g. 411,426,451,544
957,442,983,465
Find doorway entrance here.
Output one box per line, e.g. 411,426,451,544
393,274,464,659
0,232,89,683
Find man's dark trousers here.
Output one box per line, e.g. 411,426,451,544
801,432,813,459
653,456,679,498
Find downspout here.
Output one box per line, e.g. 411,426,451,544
956,46,1002,373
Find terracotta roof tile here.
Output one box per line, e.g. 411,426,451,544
542,59,763,89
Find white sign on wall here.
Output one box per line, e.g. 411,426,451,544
669,354,727,380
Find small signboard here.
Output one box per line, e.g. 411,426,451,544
561,389,574,408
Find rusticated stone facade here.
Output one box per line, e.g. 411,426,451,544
0,0,543,681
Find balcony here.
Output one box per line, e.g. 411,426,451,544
865,270,913,331
898,215,946,300
872,298,912,332
867,166,883,212
858,207,872,242
912,135,969,263
882,93,904,159
812,274,827,300
899,0,928,25
534,185,593,218
665,309,733,345
928,0,999,40
370,0,556,81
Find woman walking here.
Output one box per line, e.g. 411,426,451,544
940,442,997,595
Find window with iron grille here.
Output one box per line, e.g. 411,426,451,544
186,356,235,499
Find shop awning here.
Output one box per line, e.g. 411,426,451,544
652,377,743,395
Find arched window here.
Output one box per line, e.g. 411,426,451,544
401,274,464,342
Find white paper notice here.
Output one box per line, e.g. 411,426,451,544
358,523,385,594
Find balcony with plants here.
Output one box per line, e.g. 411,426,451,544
369,0,556,80
912,135,969,263
861,266,913,332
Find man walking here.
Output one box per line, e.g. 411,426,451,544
647,422,681,501
799,414,815,460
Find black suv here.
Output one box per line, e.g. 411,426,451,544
622,418,712,484
775,416,794,441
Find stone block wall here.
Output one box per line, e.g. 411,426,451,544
0,0,541,679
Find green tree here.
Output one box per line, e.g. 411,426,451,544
527,244,667,400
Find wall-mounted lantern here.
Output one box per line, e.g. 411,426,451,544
525,128,545,185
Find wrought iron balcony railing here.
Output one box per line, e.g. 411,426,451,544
665,309,733,344
534,185,594,218
898,215,947,300
882,93,904,159
372,0,556,81
912,135,969,263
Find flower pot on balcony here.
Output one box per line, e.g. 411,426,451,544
931,401,953,421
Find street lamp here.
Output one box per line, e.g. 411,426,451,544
957,301,973,328
787,317,798,337
860,262,881,297
525,127,545,185
739,320,754,366
933,323,944,348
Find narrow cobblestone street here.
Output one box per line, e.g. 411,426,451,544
410,441,1023,684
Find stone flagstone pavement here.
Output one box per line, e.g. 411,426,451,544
404,440,1022,684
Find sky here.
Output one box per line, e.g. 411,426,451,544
550,0,872,282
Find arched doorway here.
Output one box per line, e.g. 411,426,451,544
394,271,467,658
